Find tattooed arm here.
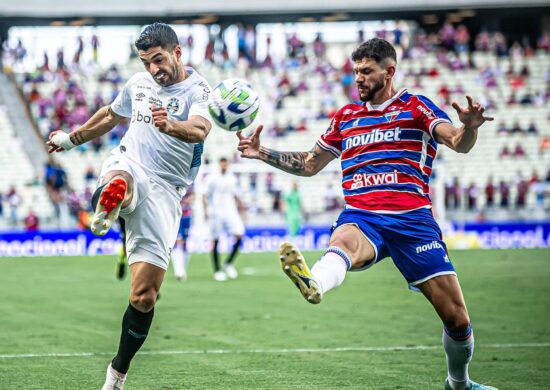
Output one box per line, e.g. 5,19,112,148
237,125,336,177
47,105,124,153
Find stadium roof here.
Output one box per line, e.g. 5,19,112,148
1,0,547,18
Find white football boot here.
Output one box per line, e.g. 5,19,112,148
101,363,126,390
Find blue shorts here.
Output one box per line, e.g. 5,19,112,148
332,207,455,290
178,217,191,240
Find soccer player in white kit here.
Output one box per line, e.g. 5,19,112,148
203,158,245,281
46,23,212,389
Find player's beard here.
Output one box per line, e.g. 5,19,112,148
155,60,179,87
358,76,385,102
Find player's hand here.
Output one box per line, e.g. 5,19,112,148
46,130,68,153
236,125,263,159
452,96,494,130
151,105,174,134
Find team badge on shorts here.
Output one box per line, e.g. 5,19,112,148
167,97,181,115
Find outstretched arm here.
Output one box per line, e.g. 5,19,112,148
236,125,335,177
47,105,124,153
434,95,494,154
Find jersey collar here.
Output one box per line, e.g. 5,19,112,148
365,88,407,112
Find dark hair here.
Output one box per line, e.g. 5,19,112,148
135,22,178,51
219,157,228,163
351,38,397,64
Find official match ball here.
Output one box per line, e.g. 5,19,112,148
208,78,260,132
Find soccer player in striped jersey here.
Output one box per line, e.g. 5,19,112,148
237,38,496,390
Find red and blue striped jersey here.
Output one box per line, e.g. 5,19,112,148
317,88,451,213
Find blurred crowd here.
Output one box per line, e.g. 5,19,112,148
1,21,550,229
444,169,550,218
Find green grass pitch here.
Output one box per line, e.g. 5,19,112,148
1,249,549,389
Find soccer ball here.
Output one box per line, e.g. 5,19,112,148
208,78,260,131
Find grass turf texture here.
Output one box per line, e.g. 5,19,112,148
0,249,549,389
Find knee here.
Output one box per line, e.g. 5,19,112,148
130,289,157,312
329,235,356,253
444,310,471,333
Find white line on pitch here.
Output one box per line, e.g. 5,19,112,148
1,342,549,359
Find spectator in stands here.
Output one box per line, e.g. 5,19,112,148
324,182,342,211
73,36,84,66
512,143,526,158
538,33,550,51
499,145,511,158
40,51,49,72
516,178,529,208
494,32,508,57
520,90,534,106
313,33,326,61
249,172,257,197
91,33,99,62
7,186,20,226
454,25,470,54
507,92,518,106
85,165,96,183
499,180,510,208
56,48,65,71
449,177,461,209
24,209,39,231
295,118,308,132
510,121,522,134
15,39,26,63
45,159,67,195
532,178,547,209
438,22,455,51
465,182,479,211
475,29,491,52
497,121,508,135
266,172,275,194
527,121,539,135
485,177,495,208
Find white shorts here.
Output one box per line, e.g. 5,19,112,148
209,212,245,240
99,154,183,270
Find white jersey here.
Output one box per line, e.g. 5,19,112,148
110,67,211,189
205,171,240,216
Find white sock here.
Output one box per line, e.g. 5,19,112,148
182,252,190,272
310,246,351,294
443,325,474,390
172,248,185,278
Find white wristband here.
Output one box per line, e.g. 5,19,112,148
51,132,76,151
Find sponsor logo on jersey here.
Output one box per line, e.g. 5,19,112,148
166,97,180,114
384,110,401,122
344,128,402,149
415,240,443,254
134,92,146,102
350,170,398,189
148,96,163,109
131,109,153,124
416,104,434,119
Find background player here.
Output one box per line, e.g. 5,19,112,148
203,157,245,281
282,181,303,237
47,23,212,389
237,38,496,390
172,186,194,281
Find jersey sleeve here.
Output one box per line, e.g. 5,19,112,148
188,82,212,124
110,79,133,118
316,111,343,158
413,95,452,139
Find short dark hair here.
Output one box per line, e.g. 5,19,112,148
135,22,178,51
351,38,397,64
219,157,228,163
